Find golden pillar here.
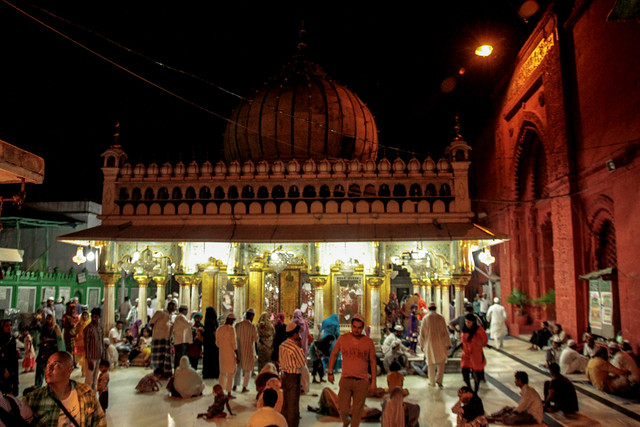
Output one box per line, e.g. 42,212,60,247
425,279,433,305
310,276,327,335
99,273,118,335
134,275,150,325
248,262,264,314
367,277,384,341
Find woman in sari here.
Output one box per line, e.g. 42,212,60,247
74,310,91,375
202,307,219,379
256,312,275,372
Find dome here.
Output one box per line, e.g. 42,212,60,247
223,49,378,163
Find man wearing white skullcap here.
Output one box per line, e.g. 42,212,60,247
486,297,508,350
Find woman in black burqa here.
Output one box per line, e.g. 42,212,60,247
202,307,220,379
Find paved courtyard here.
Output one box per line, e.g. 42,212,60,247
15,336,640,426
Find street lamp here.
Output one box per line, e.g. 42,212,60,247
475,45,494,57
478,249,496,301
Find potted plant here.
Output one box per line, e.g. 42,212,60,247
532,289,556,322
533,289,555,310
507,288,530,326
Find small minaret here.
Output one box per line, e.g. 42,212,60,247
101,122,128,216
445,113,472,213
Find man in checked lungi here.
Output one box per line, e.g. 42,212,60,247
150,300,177,378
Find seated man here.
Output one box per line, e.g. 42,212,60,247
382,325,408,356
609,343,640,389
560,339,588,374
23,351,105,426
108,320,130,352
546,339,563,367
586,346,629,393
544,363,579,414
529,321,552,350
383,342,408,374
382,325,410,372
488,371,544,425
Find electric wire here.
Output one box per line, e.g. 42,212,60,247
3,0,424,159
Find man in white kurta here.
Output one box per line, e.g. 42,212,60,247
419,303,451,387
234,309,259,392
215,313,238,397
486,297,508,350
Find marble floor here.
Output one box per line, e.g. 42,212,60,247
15,337,640,426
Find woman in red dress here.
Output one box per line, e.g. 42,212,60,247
460,313,488,392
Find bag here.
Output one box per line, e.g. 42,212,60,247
0,394,31,427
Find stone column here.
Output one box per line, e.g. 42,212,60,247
154,276,166,311
425,279,432,305
177,276,191,312
411,279,420,299
191,281,200,314
434,281,442,316
455,282,465,319
232,277,246,320
367,277,384,342
440,278,451,322
310,277,327,335
134,275,149,324
99,273,117,335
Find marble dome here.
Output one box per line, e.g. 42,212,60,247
223,47,378,163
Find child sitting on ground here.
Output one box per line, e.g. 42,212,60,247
197,384,234,420
385,361,409,396
135,368,165,393
97,360,110,411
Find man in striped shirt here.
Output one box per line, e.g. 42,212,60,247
279,321,306,427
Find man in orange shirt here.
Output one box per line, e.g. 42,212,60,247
328,314,377,427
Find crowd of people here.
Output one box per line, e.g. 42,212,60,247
0,289,638,426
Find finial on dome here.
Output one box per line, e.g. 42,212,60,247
454,112,463,140
297,21,307,54
113,121,121,148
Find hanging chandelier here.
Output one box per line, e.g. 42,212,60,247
72,247,87,265
269,249,295,274
408,249,431,278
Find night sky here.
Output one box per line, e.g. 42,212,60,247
0,1,543,202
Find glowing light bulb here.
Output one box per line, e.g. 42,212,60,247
475,45,493,57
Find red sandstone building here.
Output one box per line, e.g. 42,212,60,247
473,1,640,349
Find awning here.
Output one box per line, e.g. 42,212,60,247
0,139,44,184
58,222,509,244
0,248,24,262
